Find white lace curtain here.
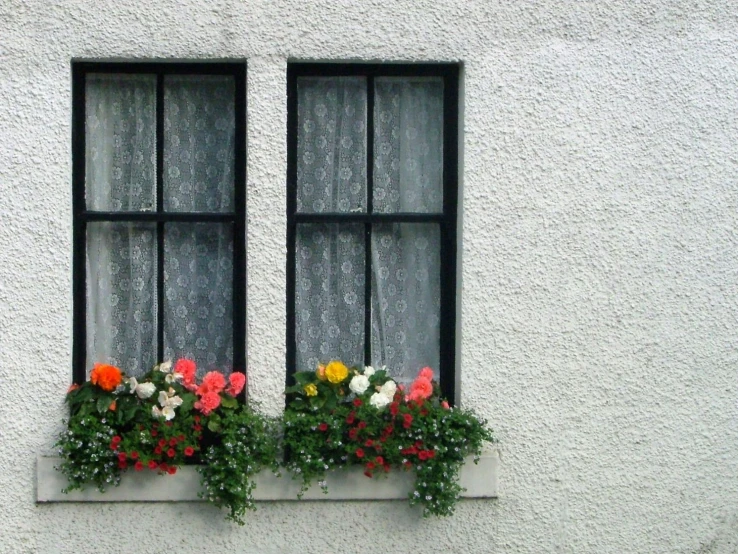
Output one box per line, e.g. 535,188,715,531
85,74,235,377
295,77,443,383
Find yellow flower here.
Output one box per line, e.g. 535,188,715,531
304,383,318,396
324,361,349,384
316,363,327,381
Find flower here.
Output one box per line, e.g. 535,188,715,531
167,466,177,475
90,363,122,391
175,358,197,391
379,380,397,399
406,377,433,402
134,461,144,471
363,366,375,377
157,360,173,373
318,423,328,432
226,372,246,396
353,398,363,407
304,383,318,397
148,460,158,470
66,383,80,394
165,372,183,384
324,361,349,384
316,363,327,381
369,392,391,409
355,448,365,458
108,400,116,411
194,391,221,415
184,446,195,456
167,448,175,457
441,400,450,410
349,374,370,395
130,380,156,399
198,371,226,396
418,367,434,381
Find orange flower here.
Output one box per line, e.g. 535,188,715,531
66,383,80,394
108,400,117,411
90,363,123,391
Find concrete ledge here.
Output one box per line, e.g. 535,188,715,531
37,452,498,502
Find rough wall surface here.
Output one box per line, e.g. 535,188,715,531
1,1,737,552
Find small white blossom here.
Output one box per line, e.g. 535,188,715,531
369,392,391,409
134,382,156,399
165,372,183,384
363,366,375,377
349,374,370,395
157,360,173,373
379,379,397,399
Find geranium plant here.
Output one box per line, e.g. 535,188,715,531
283,361,494,517
56,359,280,524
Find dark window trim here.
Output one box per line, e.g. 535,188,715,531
285,62,459,403
71,61,247,388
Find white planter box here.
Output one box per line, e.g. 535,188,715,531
37,452,498,502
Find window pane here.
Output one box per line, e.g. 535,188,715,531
86,222,157,376
297,77,367,213
85,74,156,211
295,223,365,371
373,78,444,213
371,223,440,383
164,223,234,375
163,75,235,212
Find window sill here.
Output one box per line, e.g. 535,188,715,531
36,452,498,502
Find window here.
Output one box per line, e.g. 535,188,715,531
286,63,459,401
72,63,246,382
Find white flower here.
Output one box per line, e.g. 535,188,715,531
369,392,391,409
165,372,183,384
157,360,173,373
363,366,375,377
152,405,163,419
349,374,370,395
127,377,138,393
379,379,397,399
135,382,156,399
161,406,176,421
158,390,169,406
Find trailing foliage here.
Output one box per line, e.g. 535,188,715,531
56,359,494,521
283,362,494,516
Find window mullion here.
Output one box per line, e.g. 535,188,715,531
156,72,165,363
363,76,375,367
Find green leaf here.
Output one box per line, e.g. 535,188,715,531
179,392,196,413
220,395,238,409
96,395,113,414
293,372,314,385
309,395,326,409
208,419,221,433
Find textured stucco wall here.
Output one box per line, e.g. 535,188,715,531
1,1,737,552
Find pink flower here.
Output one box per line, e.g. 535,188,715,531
197,371,226,396
406,376,433,403
226,372,246,397
418,367,434,381
441,400,450,410
175,359,198,391
194,391,221,415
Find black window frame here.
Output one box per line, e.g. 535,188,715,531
285,62,459,403
72,61,247,385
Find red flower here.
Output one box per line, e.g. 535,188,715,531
111,436,122,444
130,451,139,460
194,415,201,423
184,446,195,456
403,413,413,429
154,446,163,455
375,456,384,465
420,408,429,417
403,461,413,469
390,402,399,416
366,461,375,470
193,424,202,432
346,412,356,424
364,439,374,447
226,372,246,397
384,464,391,473
318,423,328,432
150,430,158,437
167,448,176,458
169,438,177,447
178,434,185,442
364,470,373,478
419,450,429,461
134,461,144,472
175,358,197,391
117,453,127,462
358,421,367,430
158,439,167,448
355,448,365,459
159,463,169,472
118,461,127,469
353,398,363,407
148,460,158,470
348,428,358,440
167,466,177,475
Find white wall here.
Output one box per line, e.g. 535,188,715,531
2,1,737,552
